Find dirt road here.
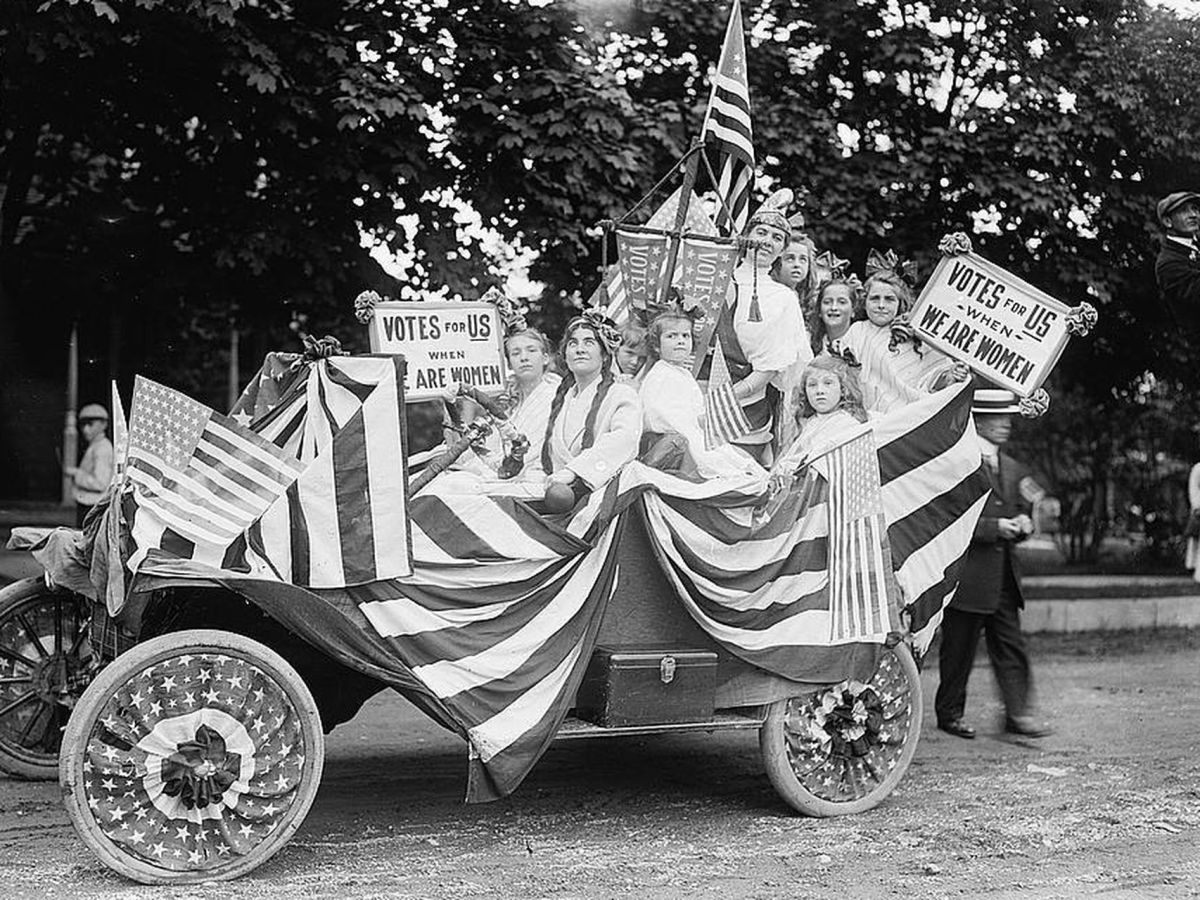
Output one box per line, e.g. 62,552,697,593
2,631,1198,899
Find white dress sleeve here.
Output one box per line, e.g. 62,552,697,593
566,382,644,489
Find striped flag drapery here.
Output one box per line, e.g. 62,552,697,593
637,379,987,670
703,336,753,449
874,380,992,652
127,359,985,804
701,0,755,234
128,358,413,588
126,377,306,572
237,357,413,586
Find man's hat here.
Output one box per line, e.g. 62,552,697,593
79,403,109,422
972,388,1020,415
1156,191,1200,225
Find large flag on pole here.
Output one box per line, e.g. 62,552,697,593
701,0,755,235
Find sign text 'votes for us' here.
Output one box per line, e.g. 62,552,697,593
909,252,1071,396
368,302,505,401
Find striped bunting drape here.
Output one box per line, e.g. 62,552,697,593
131,362,985,804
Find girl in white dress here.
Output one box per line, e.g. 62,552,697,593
842,270,968,415
806,278,861,359
771,355,869,485
639,311,764,481
542,312,643,506
426,327,561,497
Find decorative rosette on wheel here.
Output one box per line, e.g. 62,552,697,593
80,653,306,871
782,651,914,802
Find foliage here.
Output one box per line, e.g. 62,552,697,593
5,0,1200,518
1011,377,1200,564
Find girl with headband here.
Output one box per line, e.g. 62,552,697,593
541,310,643,510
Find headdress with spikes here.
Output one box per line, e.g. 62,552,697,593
742,188,804,322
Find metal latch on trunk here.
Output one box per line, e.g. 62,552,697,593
659,656,676,684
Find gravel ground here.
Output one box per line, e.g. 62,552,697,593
2,629,1198,899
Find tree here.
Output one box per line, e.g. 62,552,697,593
0,0,682,496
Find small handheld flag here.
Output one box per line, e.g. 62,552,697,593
703,337,753,450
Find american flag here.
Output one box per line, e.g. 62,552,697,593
79,651,306,870
812,426,896,644
701,0,755,234
703,336,753,449
125,377,305,571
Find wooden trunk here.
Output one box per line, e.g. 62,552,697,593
575,645,718,727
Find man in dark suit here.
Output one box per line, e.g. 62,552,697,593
1154,191,1200,332
935,389,1051,740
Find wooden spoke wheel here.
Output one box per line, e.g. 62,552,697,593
759,643,922,817
60,630,324,884
0,577,91,779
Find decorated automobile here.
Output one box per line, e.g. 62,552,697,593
0,0,1097,885
0,329,989,882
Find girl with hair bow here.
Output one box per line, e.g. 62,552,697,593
840,249,969,415
541,310,643,510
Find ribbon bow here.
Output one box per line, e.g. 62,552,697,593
574,308,623,352
826,342,862,369
289,334,347,370
814,250,852,285
937,232,974,257
481,285,528,336
865,248,919,285
1019,389,1051,418
1065,302,1098,337
353,289,383,324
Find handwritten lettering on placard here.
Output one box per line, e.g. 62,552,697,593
910,252,1071,396
368,302,505,401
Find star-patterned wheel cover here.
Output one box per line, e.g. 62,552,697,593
80,653,306,870
782,650,913,802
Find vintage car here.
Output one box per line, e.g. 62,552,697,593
0,351,983,884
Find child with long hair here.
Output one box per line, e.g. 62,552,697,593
541,312,643,508
639,311,765,481
806,277,863,358
771,355,869,483
843,267,968,414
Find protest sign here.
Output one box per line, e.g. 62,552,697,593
368,302,505,401
909,252,1072,396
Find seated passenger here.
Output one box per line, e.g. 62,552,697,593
423,326,561,497
806,276,861,358
639,310,764,481
615,323,649,384
842,263,968,414
772,355,869,483
542,311,643,506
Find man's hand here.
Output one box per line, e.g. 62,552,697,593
545,469,575,487
997,517,1024,539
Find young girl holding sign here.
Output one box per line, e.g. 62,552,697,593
425,326,561,497
842,265,969,415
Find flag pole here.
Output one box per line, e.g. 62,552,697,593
658,138,704,307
